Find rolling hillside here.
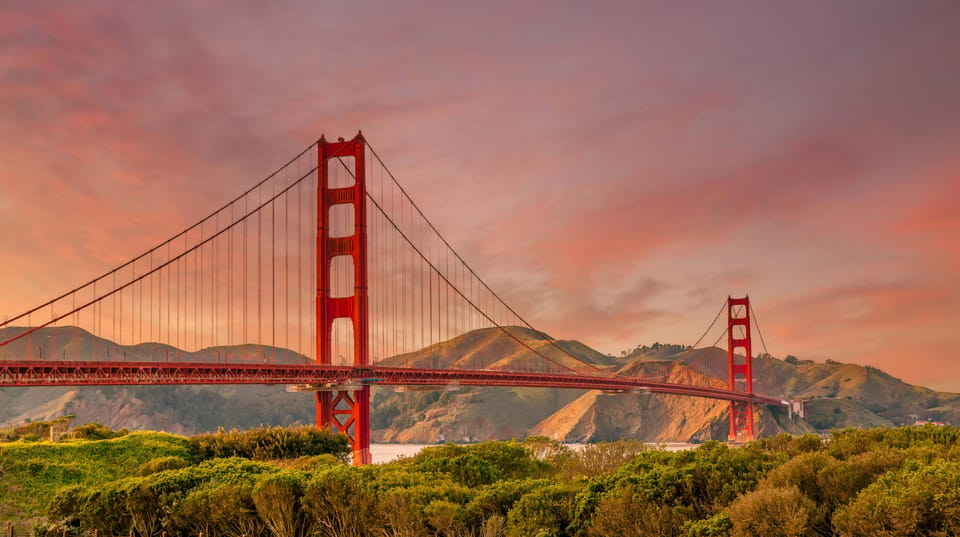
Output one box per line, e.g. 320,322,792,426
2,326,958,442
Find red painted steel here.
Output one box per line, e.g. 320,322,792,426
0,360,788,406
727,296,755,441
317,133,371,465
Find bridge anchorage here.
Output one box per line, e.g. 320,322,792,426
0,132,804,465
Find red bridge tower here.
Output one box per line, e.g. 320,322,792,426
727,296,755,441
316,133,371,465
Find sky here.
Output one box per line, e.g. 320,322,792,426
1,1,959,389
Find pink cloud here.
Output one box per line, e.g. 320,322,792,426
2,1,960,390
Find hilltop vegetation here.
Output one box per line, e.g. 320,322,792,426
5,424,960,536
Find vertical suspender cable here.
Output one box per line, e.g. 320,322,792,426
149,253,153,344
285,187,289,355
258,192,262,345
297,166,302,357
176,254,180,351
214,213,219,348
272,200,276,350
243,207,247,349
94,281,99,360
209,222,214,349
229,205,234,348
194,240,199,351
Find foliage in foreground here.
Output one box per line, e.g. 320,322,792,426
9,424,960,537
0,424,349,521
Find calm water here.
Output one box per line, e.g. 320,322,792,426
370,444,435,463
369,442,696,464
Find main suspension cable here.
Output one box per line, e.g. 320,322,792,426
0,165,319,348
361,142,604,373
1,144,316,329
750,301,787,399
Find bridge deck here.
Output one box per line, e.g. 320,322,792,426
0,360,787,406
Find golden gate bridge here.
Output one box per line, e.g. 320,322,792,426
0,133,798,464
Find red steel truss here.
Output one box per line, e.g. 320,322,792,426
727,296,755,441
0,360,788,406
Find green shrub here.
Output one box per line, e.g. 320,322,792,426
507,481,584,537
70,422,127,440
586,487,684,537
727,485,820,537
832,459,960,537
136,455,191,475
189,425,350,461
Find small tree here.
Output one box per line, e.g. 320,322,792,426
727,485,820,537
252,472,307,537
208,484,265,537
71,422,125,440
302,469,380,537
507,482,582,537
586,489,683,537
126,484,162,537
561,439,647,478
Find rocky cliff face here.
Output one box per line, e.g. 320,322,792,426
532,363,733,442
370,385,586,442
0,384,316,433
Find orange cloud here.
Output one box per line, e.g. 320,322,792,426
2,1,960,391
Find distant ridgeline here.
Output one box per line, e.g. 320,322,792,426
2,326,960,444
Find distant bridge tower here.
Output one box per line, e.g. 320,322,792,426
316,133,371,465
727,296,755,441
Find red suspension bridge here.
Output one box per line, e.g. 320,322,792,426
0,133,797,464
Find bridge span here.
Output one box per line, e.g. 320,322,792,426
0,360,789,407
1,133,798,464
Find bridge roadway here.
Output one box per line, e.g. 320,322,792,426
0,360,788,407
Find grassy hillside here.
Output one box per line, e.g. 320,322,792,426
781,361,960,423
0,432,192,520
0,425,348,521
379,326,620,371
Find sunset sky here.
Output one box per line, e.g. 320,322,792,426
2,2,959,390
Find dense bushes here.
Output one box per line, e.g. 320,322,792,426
0,425,348,521
70,422,129,440
20,424,960,537
190,425,350,461
136,455,190,475
832,459,960,537
0,431,194,518
726,486,820,537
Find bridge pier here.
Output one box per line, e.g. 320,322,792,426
316,386,371,465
